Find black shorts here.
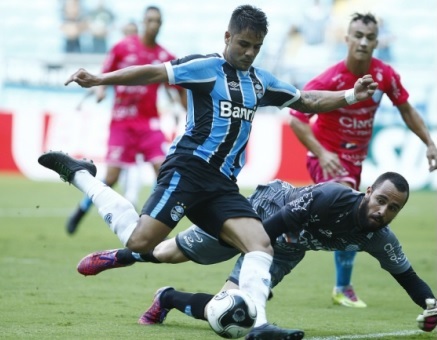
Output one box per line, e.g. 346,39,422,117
175,225,239,264
141,154,260,237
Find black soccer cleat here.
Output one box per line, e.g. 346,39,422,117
66,206,87,234
38,151,97,183
245,323,305,340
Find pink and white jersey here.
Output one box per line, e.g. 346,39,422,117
290,58,409,165
102,35,176,125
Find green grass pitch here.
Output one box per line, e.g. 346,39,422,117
0,174,435,339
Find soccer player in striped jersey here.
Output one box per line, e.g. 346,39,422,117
40,5,377,339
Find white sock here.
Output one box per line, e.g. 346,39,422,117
72,170,138,245
120,166,141,207
239,251,272,327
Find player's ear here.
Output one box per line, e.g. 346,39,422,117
366,186,372,195
224,32,231,45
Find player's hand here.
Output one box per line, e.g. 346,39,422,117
65,68,101,88
426,144,437,172
416,298,437,332
353,74,378,101
318,150,348,179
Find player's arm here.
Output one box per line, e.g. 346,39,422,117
289,116,346,178
65,64,169,88
289,74,377,113
391,266,435,309
391,267,437,332
369,233,435,310
397,101,437,171
289,116,323,157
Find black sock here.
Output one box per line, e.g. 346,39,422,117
138,251,161,263
161,290,213,320
115,248,136,264
115,249,161,264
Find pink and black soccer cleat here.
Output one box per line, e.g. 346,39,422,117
138,286,174,325
77,249,132,276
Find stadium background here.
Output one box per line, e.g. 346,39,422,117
0,2,435,339
0,0,436,190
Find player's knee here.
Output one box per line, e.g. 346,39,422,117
126,227,157,253
126,235,152,253
249,239,273,255
153,239,180,263
258,232,274,254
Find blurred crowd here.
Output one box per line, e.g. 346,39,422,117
1,0,433,95
57,0,396,88
61,0,115,54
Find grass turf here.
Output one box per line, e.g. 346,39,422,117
0,174,435,339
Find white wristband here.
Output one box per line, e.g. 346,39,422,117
344,88,358,105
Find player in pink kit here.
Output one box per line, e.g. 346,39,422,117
290,12,437,308
66,6,186,234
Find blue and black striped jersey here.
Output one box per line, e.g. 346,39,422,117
164,53,300,180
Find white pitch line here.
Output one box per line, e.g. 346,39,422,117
307,330,423,340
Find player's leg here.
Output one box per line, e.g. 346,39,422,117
220,217,272,328
330,167,366,308
220,230,306,339
138,279,234,326
140,280,239,325
139,252,304,339
66,195,93,234
138,234,306,338
38,151,171,251
332,250,366,307
138,286,213,325
120,165,141,206
78,222,231,276
77,223,235,276
66,123,129,235
76,237,186,276
66,165,122,234
137,226,240,324
183,186,300,338
334,250,355,289
214,195,303,338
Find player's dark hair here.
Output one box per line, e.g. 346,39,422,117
372,172,410,204
350,12,378,25
145,5,162,25
146,5,161,15
228,5,268,37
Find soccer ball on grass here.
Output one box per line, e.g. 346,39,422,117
206,289,257,339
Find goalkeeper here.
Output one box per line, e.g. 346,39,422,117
78,172,437,335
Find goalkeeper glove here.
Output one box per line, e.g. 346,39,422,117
416,298,437,332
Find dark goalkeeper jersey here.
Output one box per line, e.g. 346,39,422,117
249,180,411,275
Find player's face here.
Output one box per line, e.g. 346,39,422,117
144,9,162,38
345,20,379,61
223,29,265,71
358,180,407,231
